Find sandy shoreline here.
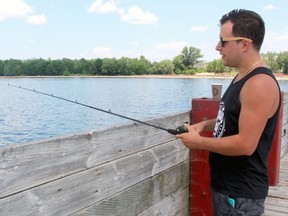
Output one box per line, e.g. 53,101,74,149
1,73,287,80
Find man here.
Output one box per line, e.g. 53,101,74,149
176,9,281,215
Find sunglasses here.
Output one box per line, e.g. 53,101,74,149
220,37,253,47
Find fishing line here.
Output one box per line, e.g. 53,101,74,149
8,84,188,135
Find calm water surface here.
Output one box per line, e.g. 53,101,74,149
1,77,287,146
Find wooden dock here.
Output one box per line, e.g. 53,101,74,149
265,92,288,215
265,154,288,215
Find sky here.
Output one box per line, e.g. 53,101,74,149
0,0,288,62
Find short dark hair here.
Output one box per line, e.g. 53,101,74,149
220,9,265,51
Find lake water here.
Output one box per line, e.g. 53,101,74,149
1,77,287,146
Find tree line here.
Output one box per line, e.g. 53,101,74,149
0,47,287,76
207,51,288,74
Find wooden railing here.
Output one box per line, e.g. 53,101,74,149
281,92,288,157
0,111,191,215
0,93,287,216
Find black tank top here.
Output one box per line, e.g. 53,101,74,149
210,67,281,199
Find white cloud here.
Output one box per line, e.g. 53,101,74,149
92,46,113,58
0,0,47,25
87,2,158,25
142,41,189,61
155,41,188,50
131,41,139,45
263,29,288,53
0,0,33,21
121,49,137,58
26,14,47,25
263,4,278,11
28,38,35,43
191,26,209,32
87,0,118,14
120,5,158,25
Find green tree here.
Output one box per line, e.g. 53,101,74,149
138,55,151,74
0,60,4,76
173,55,185,74
277,51,288,74
45,60,66,75
117,57,130,75
90,58,103,75
78,58,90,75
148,60,174,74
101,58,118,75
127,58,139,75
3,59,24,76
207,59,226,73
61,58,77,75
129,58,148,75
181,46,203,69
23,58,48,76
262,52,278,72
173,46,203,74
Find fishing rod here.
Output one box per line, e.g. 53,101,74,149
8,84,188,135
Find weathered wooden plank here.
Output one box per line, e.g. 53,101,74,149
280,135,288,158
151,141,189,175
280,96,288,157
282,107,288,120
265,209,288,215
282,123,288,138
282,112,288,129
176,208,189,216
0,139,189,215
265,196,288,216
266,153,288,214
72,161,189,216
0,111,190,198
279,171,288,183
282,93,288,138
280,155,288,165
268,182,288,199
283,106,288,115
282,92,288,104
138,187,189,216
282,102,288,115
279,155,288,172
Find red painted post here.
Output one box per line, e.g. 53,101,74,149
268,92,284,186
189,92,284,215
190,98,220,216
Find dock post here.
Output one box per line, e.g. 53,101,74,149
268,92,284,186
190,98,220,216
189,92,284,215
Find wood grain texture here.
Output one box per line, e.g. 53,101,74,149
72,161,189,216
266,154,288,215
0,111,190,216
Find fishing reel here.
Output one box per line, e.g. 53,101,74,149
168,125,189,135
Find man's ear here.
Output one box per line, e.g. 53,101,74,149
241,40,253,52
